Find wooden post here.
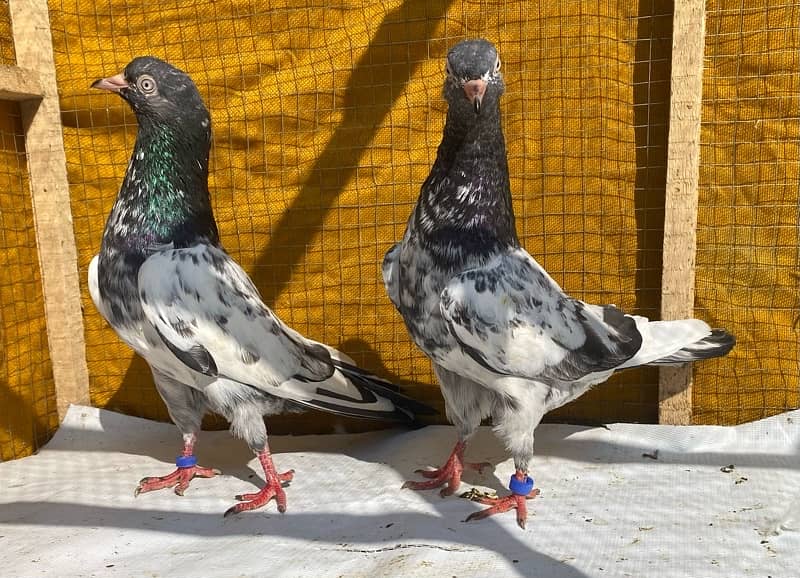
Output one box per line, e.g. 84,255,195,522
9,0,90,420
659,0,706,425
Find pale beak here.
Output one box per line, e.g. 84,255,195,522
463,78,487,114
91,73,129,93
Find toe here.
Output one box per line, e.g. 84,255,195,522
439,483,458,498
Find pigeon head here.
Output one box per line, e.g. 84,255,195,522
92,56,210,129
93,57,219,251
412,38,517,261
443,39,504,116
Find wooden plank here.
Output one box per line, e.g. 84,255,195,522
0,64,43,101
659,0,706,425
9,0,90,420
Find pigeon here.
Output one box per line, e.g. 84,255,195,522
383,39,735,528
90,56,434,516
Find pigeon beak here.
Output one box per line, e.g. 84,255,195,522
463,79,487,114
91,73,129,93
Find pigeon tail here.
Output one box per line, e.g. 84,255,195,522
646,328,736,365
332,359,438,422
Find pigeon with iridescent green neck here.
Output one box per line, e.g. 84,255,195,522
383,39,734,528
90,56,433,516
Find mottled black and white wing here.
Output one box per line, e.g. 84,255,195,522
439,248,643,383
137,244,412,419
588,304,734,369
139,244,331,385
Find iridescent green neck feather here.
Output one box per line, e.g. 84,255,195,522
103,117,219,256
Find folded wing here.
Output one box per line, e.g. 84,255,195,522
439,249,643,384
138,244,409,419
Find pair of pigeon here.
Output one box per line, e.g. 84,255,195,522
90,39,734,527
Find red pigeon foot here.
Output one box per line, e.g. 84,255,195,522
402,440,491,497
135,454,220,497
464,471,539,529
224,448,294,516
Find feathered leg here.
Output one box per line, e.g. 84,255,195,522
402,365,492,496
465,380,545,529
135,369,220,496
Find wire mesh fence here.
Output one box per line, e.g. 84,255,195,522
694,1,800,424
0,95,58,462
1,0,796,460
48,0,668,435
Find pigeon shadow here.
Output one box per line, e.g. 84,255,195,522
0,503,590,578
6,410,800,576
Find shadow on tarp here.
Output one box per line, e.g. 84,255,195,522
0,504,589,578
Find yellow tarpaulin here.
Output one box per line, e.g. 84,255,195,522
50,0,660,433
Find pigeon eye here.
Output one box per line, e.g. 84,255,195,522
494,58,501,73
137,75,157,94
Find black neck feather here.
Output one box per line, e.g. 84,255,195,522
414,104,519,266
101,118,219,261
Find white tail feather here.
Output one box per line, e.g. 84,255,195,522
617,317,711,369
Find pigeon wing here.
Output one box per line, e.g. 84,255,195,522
137,244,417,418
138,244,334,388
439,249,643,383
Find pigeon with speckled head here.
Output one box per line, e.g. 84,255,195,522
383,39,735,528
90,56,434,516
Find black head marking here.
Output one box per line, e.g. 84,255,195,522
94,56,211,129
446,39,501,80
93,56,220,323
444,39,505,116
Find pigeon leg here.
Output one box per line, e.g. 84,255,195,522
135,433,220,497
224,445,295,516
402,440,491,497
464,470,539,529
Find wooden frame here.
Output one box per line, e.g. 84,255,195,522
7,0,90,420
658,0,707,425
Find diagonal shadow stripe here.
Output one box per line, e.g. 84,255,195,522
254,0,455,306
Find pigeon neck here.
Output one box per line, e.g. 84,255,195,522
415,105,519,264
102,120,220,256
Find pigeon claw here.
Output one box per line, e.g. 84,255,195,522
223,469,295,517
134,464,221,497
463,488,540,529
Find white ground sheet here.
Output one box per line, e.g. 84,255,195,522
1,405,797,577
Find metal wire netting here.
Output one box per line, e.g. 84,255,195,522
0,97,58,461
693,1,800,424
9,0,793,459
44,0,671,436
0,1,58,461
